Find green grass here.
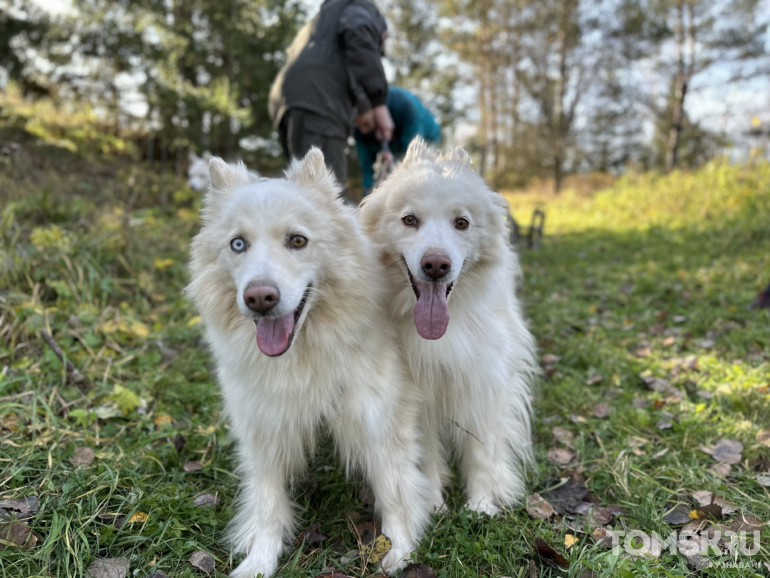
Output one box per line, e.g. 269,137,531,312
1,125,769,578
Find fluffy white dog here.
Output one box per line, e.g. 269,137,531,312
187,150,430,577
360,139,538,516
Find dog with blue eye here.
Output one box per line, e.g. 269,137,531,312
187,149,431,577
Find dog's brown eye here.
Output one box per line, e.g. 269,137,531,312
402,215,417,227
455,218,470,230
289,235,307,249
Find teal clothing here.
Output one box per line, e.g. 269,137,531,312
355,86,441,190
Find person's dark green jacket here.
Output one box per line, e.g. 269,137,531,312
268,0,388,140
355,87,441,189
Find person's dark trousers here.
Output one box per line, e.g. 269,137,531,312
279,108,348,188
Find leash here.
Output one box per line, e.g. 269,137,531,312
373,139,394,189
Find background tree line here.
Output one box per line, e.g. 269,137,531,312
1,0,769,189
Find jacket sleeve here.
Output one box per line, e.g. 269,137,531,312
339,4,388,107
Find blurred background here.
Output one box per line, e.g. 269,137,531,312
2,0,769,194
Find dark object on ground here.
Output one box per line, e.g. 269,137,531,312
749,282,770,309
509,209,546,249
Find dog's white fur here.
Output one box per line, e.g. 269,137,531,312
187,150,430,577
360,138,538,515
187,151,260,192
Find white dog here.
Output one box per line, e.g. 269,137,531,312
360,139,538,516
187,151,260,192
187,150,430,577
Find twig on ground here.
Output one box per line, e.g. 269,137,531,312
40,329,85,385
0,391,34,403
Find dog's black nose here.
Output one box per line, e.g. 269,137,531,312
421,254,451,280
244,284,280,314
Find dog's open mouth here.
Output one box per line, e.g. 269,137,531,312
254,286,311,357
403,258,453,340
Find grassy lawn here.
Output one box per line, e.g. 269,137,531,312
1,121,769,577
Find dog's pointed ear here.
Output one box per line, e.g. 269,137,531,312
402,137,434,167
442,146,473,169
202,158,250,221
286,147,340,199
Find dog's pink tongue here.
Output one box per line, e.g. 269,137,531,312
256,313,295,356
414,281,450,340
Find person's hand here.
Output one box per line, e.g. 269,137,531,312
373,104,394,142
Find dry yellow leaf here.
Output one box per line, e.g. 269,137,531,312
360,534,391,564
153,414,173,427
130,321,150,338
154,258,174,270
127,511,148,524
188,316,202,327
689,510,701,519
564,534,578,548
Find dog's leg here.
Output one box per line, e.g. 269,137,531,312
228,438,301,578
332,381,431,574
459,384,532,516
421,414,449,513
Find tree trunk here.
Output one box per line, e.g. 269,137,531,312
664,0,690,172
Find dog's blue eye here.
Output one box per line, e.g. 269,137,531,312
231,238,246,253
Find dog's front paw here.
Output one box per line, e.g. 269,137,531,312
465,497,501,517
229,552,278,578
379,539,416,575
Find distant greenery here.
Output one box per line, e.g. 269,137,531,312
0,120,768,577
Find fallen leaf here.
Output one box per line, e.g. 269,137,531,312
677,538,711,570
528,559,537,578
184,461,202,472
542,354,561,365
757,429,770,447
672,315,687,323
569,414,588,424
574,502,613,526
525,493,554,520
86,558,129,578
608,504,628,516
541,480,589,515
709,463,731,477
632,447,646,456
552,426,574,445
402,563,437,578
340,549,359,564
591,404,609,419
126,511,148,524
189,550,215,574
710,438,743,464
662,336,676,347
634,346,652,358
153,414,172,427
359,533,391,564
656,419,673,431
547,448,576,466
0,496,39,520
0,520,38,549
727,513,764,533
652,448,669,459
358,487,375,507
756,474,770,487
299,521,327,545
564,534,578,548
353,515,381,546
71,446,95,467
692,491,736,516
663,505,692,525
681,519,709,533
586,374,603,386
535,537,570,569
193,493,220,508
172,434,186,452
